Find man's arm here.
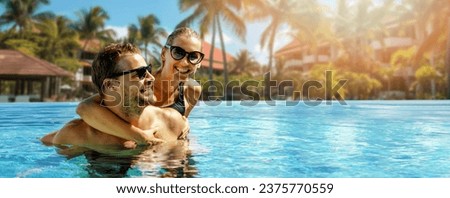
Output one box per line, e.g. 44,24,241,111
76,94,163,145
50,119,92,146
40,119,89,147
41,122,90,158
41,119,138,156
40,131,58,146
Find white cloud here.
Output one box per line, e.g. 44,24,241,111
273,26,293,50
253,44,269,65
255,54,269,66
253,43,263,53
107,25,128,40
249,27,293,66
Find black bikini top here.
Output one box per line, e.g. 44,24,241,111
168,83,185,116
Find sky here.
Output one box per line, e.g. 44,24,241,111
23,0,296,65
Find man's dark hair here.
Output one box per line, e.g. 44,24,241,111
91,43,141,94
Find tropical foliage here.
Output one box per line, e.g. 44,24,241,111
0,0,448,100
72,6,115,53
0,0,52,37
35,16,80,63
129,14,167,63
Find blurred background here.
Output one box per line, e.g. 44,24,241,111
0,0,449,102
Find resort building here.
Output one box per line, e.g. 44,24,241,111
74,39,102,96
0,50,72,102
198,41,234,75
274,20,418,99
274,40,335,73
371,20,417,98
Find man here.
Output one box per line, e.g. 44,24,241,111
40,43,189,156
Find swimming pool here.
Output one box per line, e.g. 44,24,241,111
0,100,449,178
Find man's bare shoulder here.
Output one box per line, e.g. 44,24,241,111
53,119,93,145
62,119,90,130
58,119,94,138
142,105,162,114
142,105,180,118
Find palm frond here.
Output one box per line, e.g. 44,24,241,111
178,0,200,12
221,7,246,42
176,5,205,28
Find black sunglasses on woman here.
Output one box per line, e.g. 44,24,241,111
165,44,204,65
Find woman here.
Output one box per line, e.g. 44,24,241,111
76,27,203,145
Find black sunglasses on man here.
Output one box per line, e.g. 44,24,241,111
109,64,152,80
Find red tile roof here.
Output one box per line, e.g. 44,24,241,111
0,50,72,77
275,40,334,58
201,42,235,71
274,40,303,57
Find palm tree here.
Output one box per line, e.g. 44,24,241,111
126,24,140,45
0,0,52,37
334,0,395,73
72,6,115,56
414,65,439,99
137,14,167,62
229,49,260,76
324,0,399,99
245,0,321,71
396,0,450,98
396,0,450,64
176,0,246,100
35,16,80,63
243,0,321,99
446,17,450,99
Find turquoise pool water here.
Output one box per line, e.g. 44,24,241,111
0,100,449,178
